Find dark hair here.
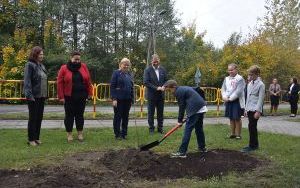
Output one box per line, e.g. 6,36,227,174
163,80,178,88
28,46,43,62
71,51,81,57
292,77,298,84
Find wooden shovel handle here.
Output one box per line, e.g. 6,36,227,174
161,119,187,141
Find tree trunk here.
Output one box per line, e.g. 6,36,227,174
72,12,78,50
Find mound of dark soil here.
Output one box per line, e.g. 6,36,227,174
0,149,264,188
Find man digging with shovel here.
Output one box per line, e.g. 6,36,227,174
163,80,208,158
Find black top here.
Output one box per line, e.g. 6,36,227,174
67,62,88,100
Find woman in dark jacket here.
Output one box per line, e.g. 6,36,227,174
24,46,47,146
57,51,93,142
288,77,300,117
110,58,134,139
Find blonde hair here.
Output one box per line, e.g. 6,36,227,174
119,58,131,66
247,65,260,75
228,63,238,69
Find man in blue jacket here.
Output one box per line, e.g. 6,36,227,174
143,54,168,134
163,80,208,158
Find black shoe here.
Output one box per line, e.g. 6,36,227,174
115,136,122,140
149,129,154,135
241,146,258,152
229,135,236,139
199,148,208,153
157,129,164,134
121,135,127,140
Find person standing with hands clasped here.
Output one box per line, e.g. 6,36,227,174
24,46,47,146
110,58,134,140
242,65,265,152
221,63,245,140
163,80,208,158
143,54,168,134
57,51,93,142
269,78,281,116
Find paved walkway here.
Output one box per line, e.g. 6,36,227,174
0,116,299,136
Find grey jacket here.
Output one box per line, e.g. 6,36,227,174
245,79,265,112
23,61,48,100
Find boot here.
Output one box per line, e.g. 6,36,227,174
67,132,73,142
77,131,84,142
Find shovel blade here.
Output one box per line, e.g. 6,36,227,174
139,140,160,151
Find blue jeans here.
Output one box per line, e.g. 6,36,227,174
179,113,205,154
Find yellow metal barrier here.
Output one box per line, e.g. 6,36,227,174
0,80,26,100
1,80,297,119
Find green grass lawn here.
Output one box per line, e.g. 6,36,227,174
0,108,298,120
0,125,299,187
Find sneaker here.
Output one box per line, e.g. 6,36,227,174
35,140,42,145
115,136,122,140
290,114,296,117
235,136,242,140
229,135,236,139
27,141,37,147
170,152,187,158
199,148,208,153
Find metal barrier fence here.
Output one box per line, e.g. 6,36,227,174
0,80,297,118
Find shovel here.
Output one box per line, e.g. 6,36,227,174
140,120,186,151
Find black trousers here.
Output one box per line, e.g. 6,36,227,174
113,99,132,138
27,98,45,141
289,97,299,114
247,111,259,148
64,97,86,132
147,97,164,130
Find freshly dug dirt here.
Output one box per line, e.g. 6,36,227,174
0,149,264,187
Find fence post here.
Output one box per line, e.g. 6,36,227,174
140,86,145,118
93,83,97,119
217,88,221,117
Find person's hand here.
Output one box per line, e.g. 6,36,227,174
161,86,165,91
157,86,162,91
59,99,65,104
177,122,183,127
244,111,248,117
112,100,117,107
254,111,261,119
288,91,291,94
222,96,229,102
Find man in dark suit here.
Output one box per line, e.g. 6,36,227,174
163,80,208,158
143,54,168,134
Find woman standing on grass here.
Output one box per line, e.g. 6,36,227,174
24,46,47,147
269,78,281,116
110,58,134,140
221,63,245,140
287,77,300,117
57,51,93,142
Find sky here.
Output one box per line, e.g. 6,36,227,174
174,0,267,48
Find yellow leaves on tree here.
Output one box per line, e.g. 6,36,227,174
0,45,29,80
44,19,63,51
19,0,29,7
